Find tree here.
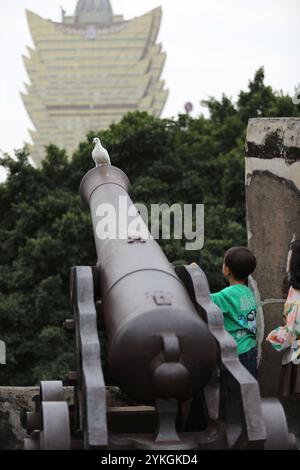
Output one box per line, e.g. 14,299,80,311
0,68,299,385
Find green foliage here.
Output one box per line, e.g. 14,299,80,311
0,68,299,384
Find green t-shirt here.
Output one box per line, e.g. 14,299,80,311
211,284,257,355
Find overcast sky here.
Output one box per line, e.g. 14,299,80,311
0,0,299,160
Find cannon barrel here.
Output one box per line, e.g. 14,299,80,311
79,165,217,403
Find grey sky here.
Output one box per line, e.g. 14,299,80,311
0,0,299,159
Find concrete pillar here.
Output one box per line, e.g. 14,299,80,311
245,117,300,396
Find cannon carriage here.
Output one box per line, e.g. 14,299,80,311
24,165,296,450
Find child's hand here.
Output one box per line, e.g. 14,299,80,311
266,327,292,351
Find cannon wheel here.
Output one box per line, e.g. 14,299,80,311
261,398,297,450
24,381,71,450
40,401,71,450
40,380,64,402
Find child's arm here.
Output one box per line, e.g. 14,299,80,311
210,291,228,314
266,326,292,351
266,303,294,351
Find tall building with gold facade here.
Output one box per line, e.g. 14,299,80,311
22,0,168,165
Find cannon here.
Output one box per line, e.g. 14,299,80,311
24,164,296,450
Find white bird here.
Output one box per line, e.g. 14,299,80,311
92,137,111,167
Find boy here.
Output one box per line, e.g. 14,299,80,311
211,246,257,377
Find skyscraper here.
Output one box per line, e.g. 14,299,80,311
22,0,168,165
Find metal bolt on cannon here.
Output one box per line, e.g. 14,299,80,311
24,152,296,450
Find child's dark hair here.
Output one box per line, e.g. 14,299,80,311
289,240,300,290
224,247,256,281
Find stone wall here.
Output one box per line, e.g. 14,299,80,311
0,386,134,450
0,387,38,450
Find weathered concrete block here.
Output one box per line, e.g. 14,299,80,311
246,117,300,162
246,117,300,396
0,387,38,450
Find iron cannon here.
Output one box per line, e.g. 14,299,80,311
79,165,217,404
24,165,296,450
